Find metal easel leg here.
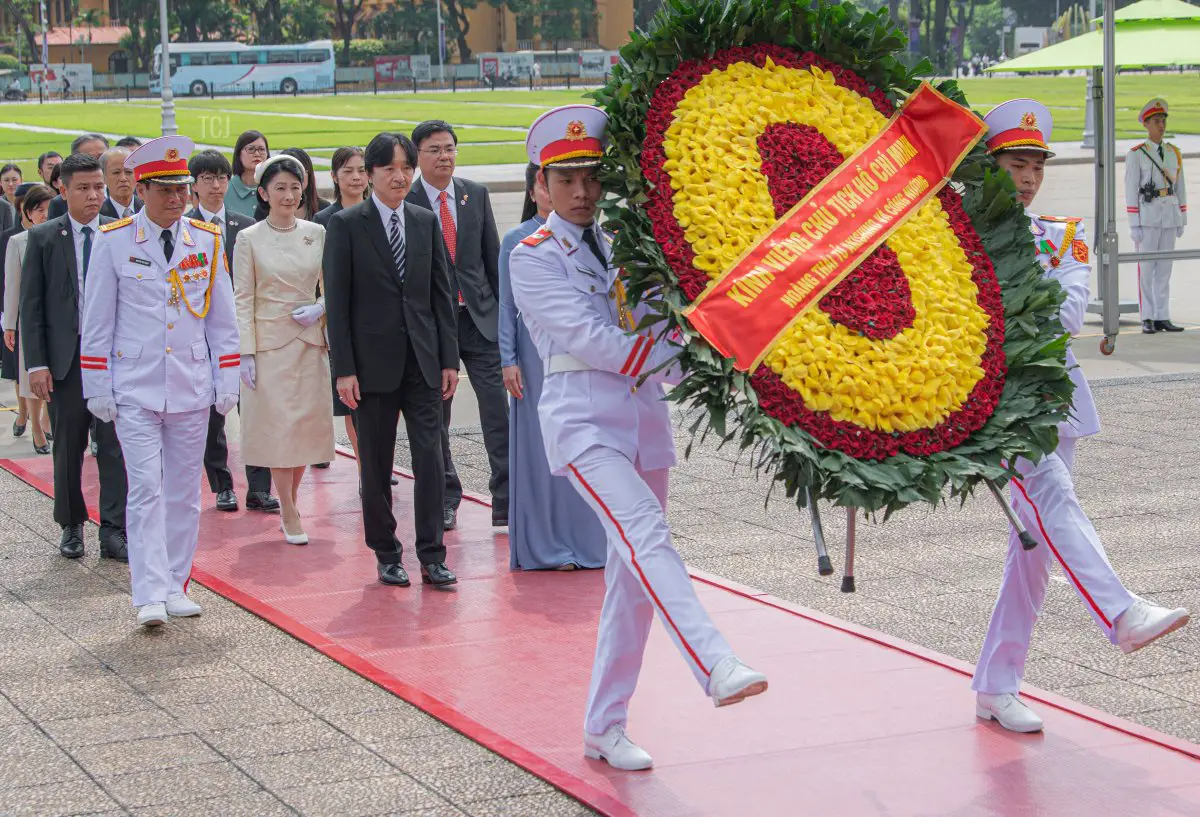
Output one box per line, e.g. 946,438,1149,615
807,487,834,576
986,478,1038,551
841,507,856,593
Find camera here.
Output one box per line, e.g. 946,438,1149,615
1140,181,1173,203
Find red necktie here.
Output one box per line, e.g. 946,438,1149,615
439,191,463,306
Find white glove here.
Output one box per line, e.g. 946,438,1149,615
1178,226,1185,239
87,396,118,424
241,354,256,390
214,392,239,416
291,303,325,327
1130,226,1143,245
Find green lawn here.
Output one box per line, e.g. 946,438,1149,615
2,76,1197,173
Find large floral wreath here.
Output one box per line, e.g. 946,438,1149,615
594,0,1074,516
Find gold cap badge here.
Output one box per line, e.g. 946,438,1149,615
565,120,587,141
1019,112,1038,130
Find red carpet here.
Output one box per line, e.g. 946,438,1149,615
3,450,1199,816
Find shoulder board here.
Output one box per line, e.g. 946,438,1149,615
520,227,553,247
1038,215,1083,224
99,216,133,233
189,218,221,235
1131,143,1145,152
1171,144,1183,162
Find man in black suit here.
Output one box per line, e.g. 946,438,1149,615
325,131,460,588
98,147,142,220
48,134,109,220
186,149,278,513
408,120,509,530
21,152,127,560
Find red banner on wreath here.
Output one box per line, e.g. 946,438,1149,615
682,82,987,371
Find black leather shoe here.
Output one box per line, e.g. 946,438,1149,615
1142,320,1157,334
313,461,331,469
443,507,457,531
59,525,84,559
215,490,238,512
11,420,25,437
1155,320,1185,332
421,562,458,587
89,440,99,457
377,563,410,586
245,491,281,512
99,530,129,562
492,510,508,527
33,441,50,455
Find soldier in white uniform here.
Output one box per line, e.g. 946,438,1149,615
509,105,767,772
972,100,1189,733
82,136,240,627
1126,98,1187,333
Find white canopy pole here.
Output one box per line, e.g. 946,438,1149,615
1098,0,1119,353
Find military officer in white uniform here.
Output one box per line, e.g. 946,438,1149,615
971,100,1189,733
509,105,767,772
1125,98,1187,334
82,136,240,627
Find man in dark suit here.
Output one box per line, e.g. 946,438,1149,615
98,147,142,220
408,120,509,530
21,152,127,560
48,134,109,220
325,131,460,588
0,197,14,235
186,149,278,513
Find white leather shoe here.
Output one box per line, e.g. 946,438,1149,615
1114,599,1189,654
707,655,768,707
976,692,1044,733
280,521,309,546
136,603,168,627
583,725,653,771
166,592,202,617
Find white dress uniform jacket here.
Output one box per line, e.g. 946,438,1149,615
508,212,680,475
80,212,240,409
1029,213,1100,439
1125,140,1187,232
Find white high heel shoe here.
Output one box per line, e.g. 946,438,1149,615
280,520,309,546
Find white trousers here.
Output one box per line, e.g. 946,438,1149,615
566,446,733,736
114,405,209,607
1138,227,1177,321
972,437,1137,695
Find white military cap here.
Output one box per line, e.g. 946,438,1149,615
525,104,608,169
1139,98,1168,123
982,98,1054,157
126,135,195,185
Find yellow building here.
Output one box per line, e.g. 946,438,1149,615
0,0,131,72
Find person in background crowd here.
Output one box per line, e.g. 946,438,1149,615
115,136,143,149
21,151,128,561
98,147,142,220
235,154,334,546
1,163,22,207
81,136,239,627
1125,98,1187,334
500,163,605,571
186,149,279,514
227,130,270,220
315,146,372,466
48,134,110,219
325,131,459,589
3,183,55,455
407,120,509,530
38,151,63,186
48,164,64,197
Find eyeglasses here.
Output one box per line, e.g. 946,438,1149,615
242,145,269,156
197,173,231,185
420,147,458,157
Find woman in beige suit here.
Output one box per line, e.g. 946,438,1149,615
235,155,335,545
3,183,56,454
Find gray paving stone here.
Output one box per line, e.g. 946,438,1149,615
98,759,263,808
70,733,224,777
409,759,555,805
239,744,400,790
39,708,189,750
323,709,447,745
4,675,152,722
131,790,299,816
367,733,501,774
0,778,120,817
277,774,451,816
463,792,594,817
0,724,87,790
1061,680,1187,717
161,689,312,732
202,718,356,760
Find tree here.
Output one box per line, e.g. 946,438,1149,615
281,0,331,43
332,0,367,67
73,7,106,66
173,0,248,42
115,0,160,73
634,0,661,30
0,0,40,61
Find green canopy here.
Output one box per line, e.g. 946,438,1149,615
1101,0,1200,22
989,18,1200,71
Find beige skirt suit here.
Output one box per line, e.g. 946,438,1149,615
233,219,335,468
3,231,34,399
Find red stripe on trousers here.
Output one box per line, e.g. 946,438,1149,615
619,336,645,376
1011,477,1112,628
568,464,711,678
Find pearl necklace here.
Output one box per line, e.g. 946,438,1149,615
266,219,298,233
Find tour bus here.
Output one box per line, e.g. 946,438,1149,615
149,40,336,97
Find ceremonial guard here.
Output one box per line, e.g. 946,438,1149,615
1125,98,1187,334
81,136,240,627
509,105,767,772
972,100,1189,733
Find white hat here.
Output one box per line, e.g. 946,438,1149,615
126,135,194,185
254,153,307,187
982,98,1054,157
525,104,608,169
1139,98,1168,124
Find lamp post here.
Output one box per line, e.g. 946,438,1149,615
158,0,176,135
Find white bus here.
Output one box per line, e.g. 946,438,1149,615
149,40,335,97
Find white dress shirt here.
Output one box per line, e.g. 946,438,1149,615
421,178,457,230
68,213,101,325
372,192,405,239
108,197,136,219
